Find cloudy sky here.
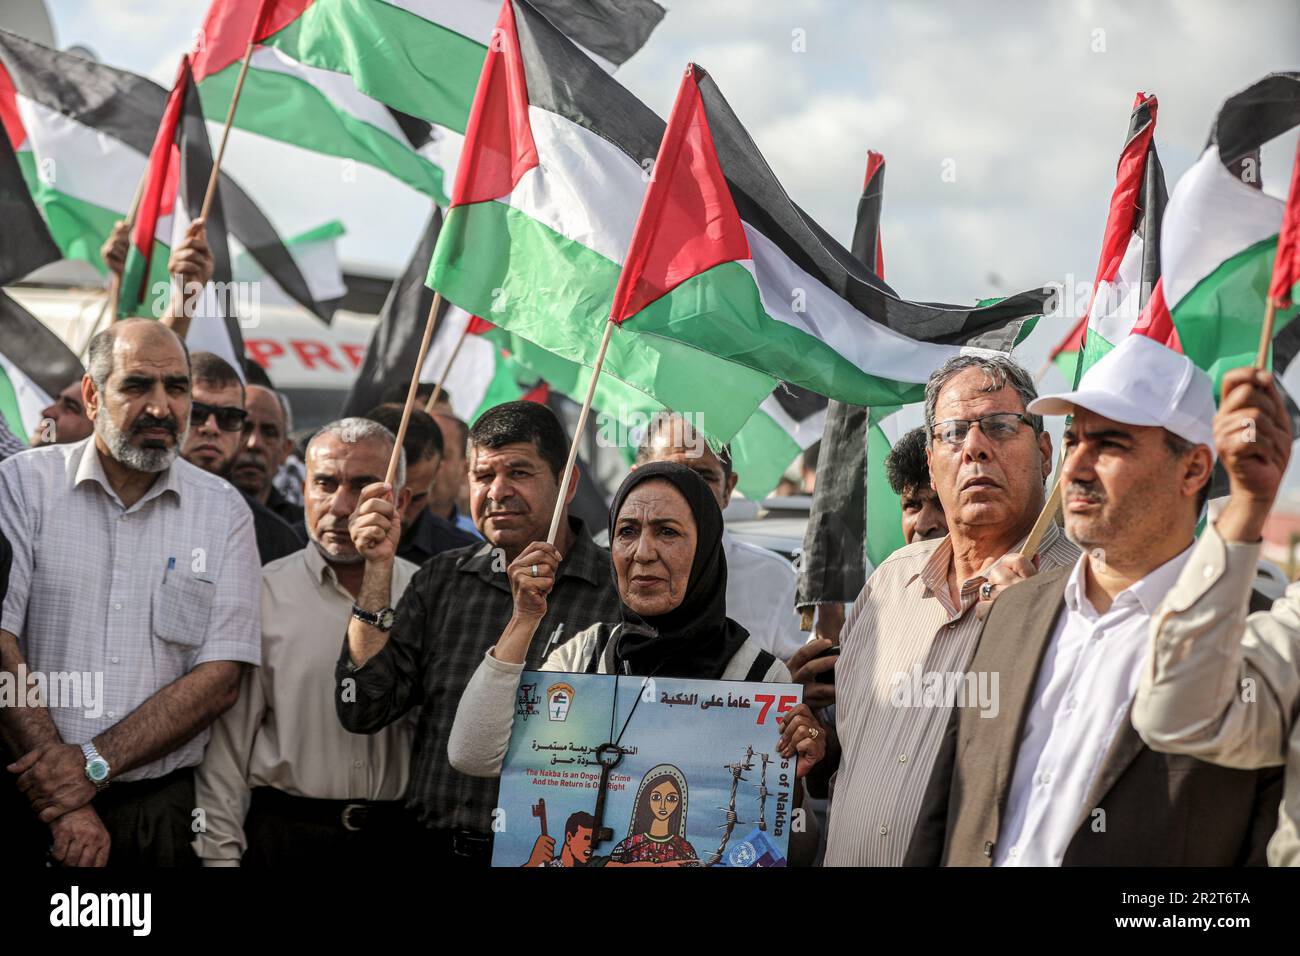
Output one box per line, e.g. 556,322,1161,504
28,1,1300,367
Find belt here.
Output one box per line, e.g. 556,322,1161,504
249,787,407,833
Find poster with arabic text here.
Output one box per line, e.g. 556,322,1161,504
492,672,802,868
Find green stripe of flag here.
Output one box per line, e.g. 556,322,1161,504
433,200,778,443
199,57,448,201
264,0,486,133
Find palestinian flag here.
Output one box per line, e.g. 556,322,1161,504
1070,92,1167,383
119,56,252,378
0,121,60,284
728,147,891,503
0,30,332,320
0,291,83,442
1272,132,1300,310
341,207,525,421
418,307,531,423
231,220,347,315
1134,73,1300,387
430,2,1047,444
192,0,664,205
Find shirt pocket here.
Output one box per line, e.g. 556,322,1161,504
152,568,215,649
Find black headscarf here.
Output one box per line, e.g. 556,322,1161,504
606,461,749,679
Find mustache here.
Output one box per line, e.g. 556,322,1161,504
1066,481,1106,505
130,413,179,436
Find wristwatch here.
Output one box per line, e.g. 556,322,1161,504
351,604,396,632
81,742,110,791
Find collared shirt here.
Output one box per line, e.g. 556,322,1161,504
824,522,1078,866
722,532,806,660
335,517,621,834
193,546,420,864
0,438,261,781
397,506,479,568
996,543,1194,866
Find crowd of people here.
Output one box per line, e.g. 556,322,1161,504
2,232,1300,868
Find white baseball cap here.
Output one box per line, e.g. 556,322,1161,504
1028,334,1215,453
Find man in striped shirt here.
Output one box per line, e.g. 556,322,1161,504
824,355,1079,866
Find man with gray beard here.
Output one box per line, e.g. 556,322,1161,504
194,419,423,865
0,319,260,867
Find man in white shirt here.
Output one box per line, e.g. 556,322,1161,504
906,335,1282,866
194,418,422,866
633,412,805,661
0,319,261,867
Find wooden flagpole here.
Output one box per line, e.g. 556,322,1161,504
1255,299,1278,370
1021,470,1063,560
110,171,150,322
386,291,444,487
424,323,471,413
546,317,616,545
199,18,260,221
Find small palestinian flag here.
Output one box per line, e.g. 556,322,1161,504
0,29,331,320
118,56,247,375
430,2,1047,445
1134,73,1299,386
1072,92,1167,384
192,0,664,205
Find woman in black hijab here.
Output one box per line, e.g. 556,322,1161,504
447,462,826,781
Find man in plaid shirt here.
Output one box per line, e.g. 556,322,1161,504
336,401,619,866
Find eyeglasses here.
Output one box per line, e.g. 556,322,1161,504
931,412,1033,446
190,400,248,432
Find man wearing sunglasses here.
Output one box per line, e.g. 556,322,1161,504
182,353,302,566
824,354,1079,867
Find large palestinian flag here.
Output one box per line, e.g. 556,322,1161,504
1135,73,1300,387
429,1,1047,445
192,0,664,205
0,29,332,321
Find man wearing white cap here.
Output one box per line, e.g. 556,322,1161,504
1132,364,1300,866
905,335,1283,866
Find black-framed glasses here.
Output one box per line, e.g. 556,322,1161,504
931,412,1033,446
190,400,248,432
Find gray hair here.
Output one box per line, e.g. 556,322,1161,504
307,416,406,488
923,354,1043,441
86,320,190,391
275,390,294,435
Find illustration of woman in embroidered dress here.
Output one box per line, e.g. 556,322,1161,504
608,764,698,866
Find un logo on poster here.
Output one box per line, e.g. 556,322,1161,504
728,841,756,867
